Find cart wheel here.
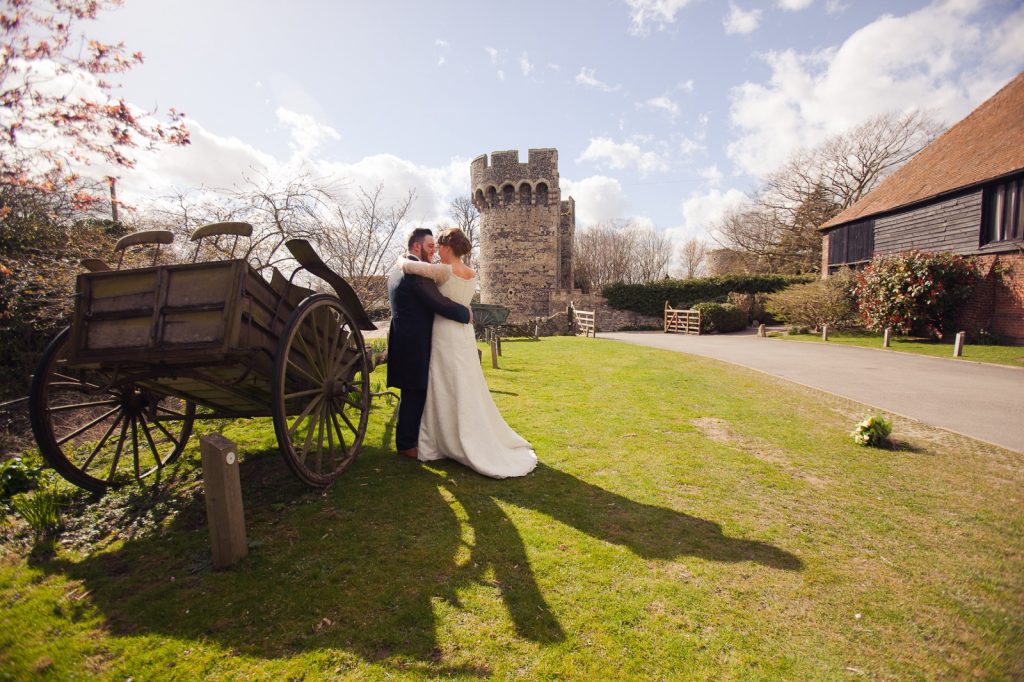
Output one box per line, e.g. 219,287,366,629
272,294,371,486
29,328,197,494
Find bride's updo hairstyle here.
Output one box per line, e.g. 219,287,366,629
437,227,472,258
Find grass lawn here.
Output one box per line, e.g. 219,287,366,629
774,329,1024,368
1,336,1022,680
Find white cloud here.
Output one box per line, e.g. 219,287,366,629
825,0,847,14
626,0,697,35
485,47,499,64
638,96,680,117
575,67,620,92
435,38,449,47
681,188,748,235
577,136,669,175
497,69,505,81
275,107,340,158
700,165,724,187
726,0,1024,177
520,52,534,77
560,175,630,226
438,57,446,67
724,3,762,35
117,119,275,197
777,0,813,10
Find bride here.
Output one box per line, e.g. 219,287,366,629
398,228,537,479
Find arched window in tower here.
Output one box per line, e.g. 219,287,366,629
474,189,485,208
486,186,498,207
519,182,532,205
536,182,549,206
502,183,515,205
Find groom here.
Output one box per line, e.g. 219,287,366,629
386,227,472,459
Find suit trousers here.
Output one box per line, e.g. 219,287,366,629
396,387,427,451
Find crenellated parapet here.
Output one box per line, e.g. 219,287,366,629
471,148,560,210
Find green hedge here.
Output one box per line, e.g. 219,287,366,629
602,274,813,318
693,302,749,334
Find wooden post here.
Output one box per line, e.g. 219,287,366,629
758,323,765,337
822,324,829,341
200,434,247,570
490,337,499,369
496,334,502,356
477,347,482,363
954,331,965,357
883,327,892,348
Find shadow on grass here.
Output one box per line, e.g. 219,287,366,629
29,443,801,672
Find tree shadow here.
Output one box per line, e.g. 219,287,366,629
29,449,801,672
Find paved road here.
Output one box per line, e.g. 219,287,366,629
601,330,1024,453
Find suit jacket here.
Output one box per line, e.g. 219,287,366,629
386,256,471,389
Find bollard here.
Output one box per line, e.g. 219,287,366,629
883,327,892,348
758,324,766,338
822,324,829,341
490,337,499,369
954,331,965,357
200,434,247,569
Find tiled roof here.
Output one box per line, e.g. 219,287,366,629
821,71,1024,229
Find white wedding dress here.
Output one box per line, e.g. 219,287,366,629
401,260,537,478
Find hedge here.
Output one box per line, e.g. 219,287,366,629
693,302,749,334
602,274,814,318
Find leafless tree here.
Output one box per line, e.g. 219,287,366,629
150,175,413,309
713,109,944,274
447,195,480,266
573,220,673,291
678,238,708,279
633,225,673,282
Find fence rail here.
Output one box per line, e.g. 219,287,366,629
573,307,596,338
664,302,700,335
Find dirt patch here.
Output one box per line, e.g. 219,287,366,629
690,417,832,488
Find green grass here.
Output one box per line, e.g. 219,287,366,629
1,337,1022,680
775,329,1024,368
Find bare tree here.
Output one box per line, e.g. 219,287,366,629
633,226,673,282
713,109,944,274
447,195,480,266
573,220,673,291
678,238,708,279
150,175,412,309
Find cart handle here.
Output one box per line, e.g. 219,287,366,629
285,239,377,331
113,230,174,269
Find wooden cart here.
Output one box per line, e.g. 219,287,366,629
28,223,377,493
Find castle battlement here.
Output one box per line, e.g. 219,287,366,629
470,148,559,203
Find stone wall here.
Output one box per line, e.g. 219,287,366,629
549,290,663,333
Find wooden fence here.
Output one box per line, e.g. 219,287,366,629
664,302,700,334
574,307,596,338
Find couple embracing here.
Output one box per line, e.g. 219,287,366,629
385,227,536,479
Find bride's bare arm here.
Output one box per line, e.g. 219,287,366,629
401,259,451,284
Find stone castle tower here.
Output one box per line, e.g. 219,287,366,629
471,148,575,322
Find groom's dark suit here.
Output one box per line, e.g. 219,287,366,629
387,255,471,451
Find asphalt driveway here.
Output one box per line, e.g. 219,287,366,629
600,330,1024,453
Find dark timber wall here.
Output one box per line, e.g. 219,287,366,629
873,190,982,255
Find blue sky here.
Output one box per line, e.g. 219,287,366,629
87,0,1024,254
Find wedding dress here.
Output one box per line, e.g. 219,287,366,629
401,260,537,478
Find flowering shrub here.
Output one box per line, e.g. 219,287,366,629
854,251,978,338
851,414,893,447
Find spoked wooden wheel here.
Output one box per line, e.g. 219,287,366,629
272,295,371,487
29,328,197,494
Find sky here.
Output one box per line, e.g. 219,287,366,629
79,0,1024,256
